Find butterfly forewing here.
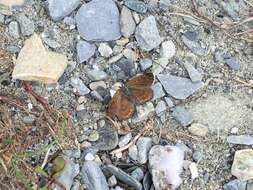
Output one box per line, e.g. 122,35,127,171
126,73,154,89
130,88,153,103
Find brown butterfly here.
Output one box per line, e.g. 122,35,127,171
107,73,154,121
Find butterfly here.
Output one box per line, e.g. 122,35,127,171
107,73,154,121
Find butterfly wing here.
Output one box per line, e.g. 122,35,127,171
106,89,135,121
129,88,153,103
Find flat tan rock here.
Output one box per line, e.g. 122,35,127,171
0,0,24,7
12,34,67,84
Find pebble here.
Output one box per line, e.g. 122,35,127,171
152,82,165,100
48,0,80,21
135,16,162,51
89,81,107,91
81,161,109,190
78,96,87,104
120,6,136,38
108,175,117,187
172,107,193,127
86,69,108,81
76,40,96,63
110,58,136,80
223,179,247,190
192,150,203,163
75,0,121,41
188,123,209,137
0,14,5,23
98,43,113,58
227,135,253,145
108,54,123,64
157,73,204,100
88,131,99,142
128,145,138,161
143,172,152,190
131,168,144,181
183,61,203,82
160,40,176,59
70,77,90,95
16,13,35,36
139,58,153,71
189,162,199,180
225,57,240,71
118,133,132,147
155,100,167,117
164,97,175,108
124,0,148,14
133,102,154,123
122,49,137,61
230,127,239,134
106,165,142,190
8,21,20,39
182,31,205,56
85,153,95,161
136,137,153,164
43,38,61,49
22,115,36,125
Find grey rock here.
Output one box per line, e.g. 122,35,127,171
81,161,109,190
8,21,20,39
98,43,113,58
22,115,36,125
110,58,136,80
108,175,117,187
155,100,167,116
16,13,35,36
63,17,76,26
227,135,253,145
77,40,96,63
247,180,253,190
70,77,90,95
86,69,108,81
132,102,154,123
131,168,144,181
143,172,152,190
48,0,80,21
135,16,162,51
119,133,132,147
89,81,107,91
223,179,247,190
172,107,193,127
152,83,165,100
214,50,225,62
157,74,204,100
192,150,203,163
164,97,174,108
88,131,99,142
0,14,4,24
183,61,203,82
120,6,136,38
139,58,153,71
124,0,148,14
182,32,205,56
137,137,153,164
225,57,240,71
106,165,142,190
76,0,121,41
128,145,138,160
160,40,176,59
43,38,61,49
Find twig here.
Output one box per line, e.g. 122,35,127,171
0,157,7,173
110,121,153,155
233,28,253,36
232,77,253,88
41,146,52,169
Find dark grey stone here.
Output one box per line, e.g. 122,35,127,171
124,0,148,14
172,107,193,127
223,179,247,190
131,168,144,181
152,83,165,100
157,74,204,100
143,172,152,190
75,0,121,41
76,40,96,63
16,13,35,36
48,0,80,21
140,58,153,71
70,77,90,95
182,32,205,56
81,161,109,190
227,135,253,145
225,57,240,71
106,165,142,190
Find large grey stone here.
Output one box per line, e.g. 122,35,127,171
135,16,162,51
76,40,96,63
223,179,247,190
120,6,136,38
76,0,121,41
48,0,80,21
172,107,193,127
157,74,204,100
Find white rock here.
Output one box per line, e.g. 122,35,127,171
160,40,176,59
120,6,136,38
189,162,199,180
98,43,113,58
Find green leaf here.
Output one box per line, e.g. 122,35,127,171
35,166,48,177
52,156,65,178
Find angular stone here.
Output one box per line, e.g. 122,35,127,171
98,43,113,58
48,0,80,21
0,0,24,7
132,102,154,123
160,40,176,59
165,97,174,108
183,61,203,83
124,0,147,14
172,107,193,127
188,123,209,137
12,34,67,84
182,32,205,56
119,133,132,148
155,100,167,116
86,69,108,81
8,21,20,39
16,13,35,36
70,77,90,95
135,16,162,51
120,6,136,38
152,58,169,75
76,0,121,41
225,57,240,71
76,40,96,63
139,58,152,71
157,74,204,100
223,179,247,190
152,82,165,100
227,135,253,145
136,137,152,164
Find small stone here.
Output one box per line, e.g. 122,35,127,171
110,58,136,80
133,102,154,123
98,43,113,58
124,0,147,14
223,179,247,190
152,83,165,100
108,175,117,187
43,38,61,49
160,40,176,59
230,127,239,134
16,13,35,36
155,100,167,116
0,0,24,7
182,32,205,56
8,21,20,39
192,150,203,163
119,133,132,147
128,145,138,161
75,0,121,41
81,161,109,190
88,131,99,142
0,14,4,23
85,153,95,161
70,77,90,95
78,96,87,104
183,61,203,82
131,168,144,181
120,6,136,38
227,135,253,145
22,115,36,125
108,54,124,64
214,50,225,62
76,40,96,63
106,165,142,190
225,57,240,71
143,172,152,190
76,104,85,111
135,16,162,51
63,16,75,26
189,162,199,180
139,58,152,71
89,81,107,91
188,123,209,137
47,0,80,21
172,107,193,127
86,69,108,81
164,97,174,108
152,58,168,75
122,49,137,61
157,73,204,100
137,137,153,164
